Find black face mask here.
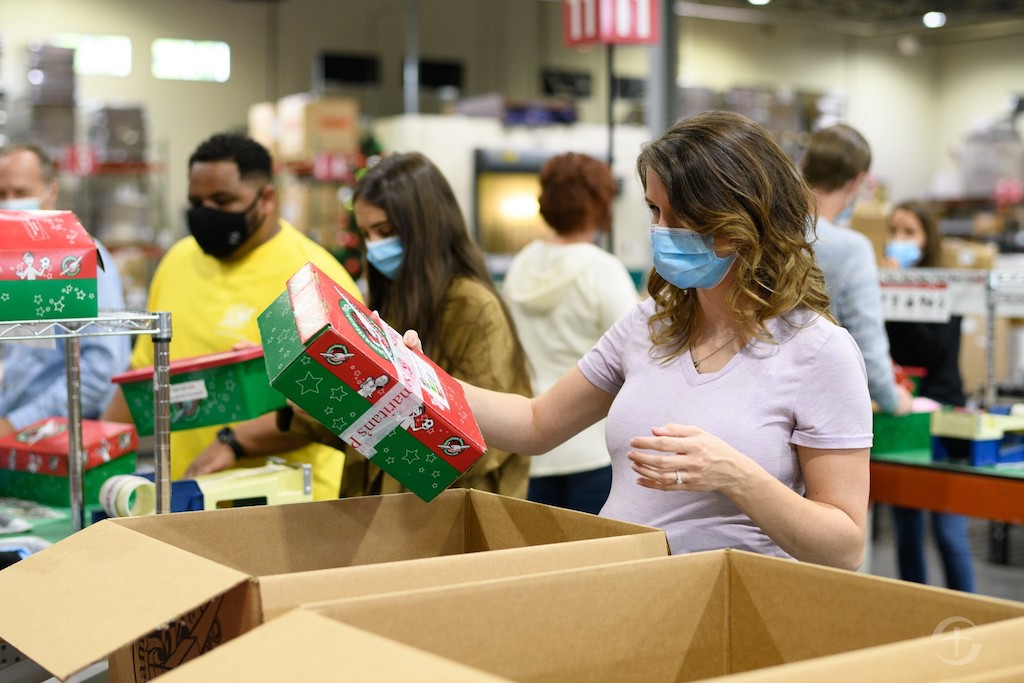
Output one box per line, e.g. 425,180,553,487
187,190,263,259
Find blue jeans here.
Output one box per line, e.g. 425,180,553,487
891,506,976,592
527,466,612,516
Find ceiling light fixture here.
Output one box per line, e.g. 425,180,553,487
922,11,946,28
748,0,771,5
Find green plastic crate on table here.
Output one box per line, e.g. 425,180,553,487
872,411,932,453
0,418,137,507
111,347,286,436
0,210,99,321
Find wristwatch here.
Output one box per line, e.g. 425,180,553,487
216,426,246,460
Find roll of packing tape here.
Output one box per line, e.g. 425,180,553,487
99,474,156,517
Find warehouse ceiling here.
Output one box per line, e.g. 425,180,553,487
673,0,1024,37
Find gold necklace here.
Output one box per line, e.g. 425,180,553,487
691,334,738,372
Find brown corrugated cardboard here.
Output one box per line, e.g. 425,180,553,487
715,616,1024,682
276,93,359,161
0,489,667,681
304,549,1024,682
850,201,889,265
157,610,510,682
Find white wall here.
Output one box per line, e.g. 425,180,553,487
0,1,1022,244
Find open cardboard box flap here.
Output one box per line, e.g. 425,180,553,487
157,610,510,682
302,549,1024,682
0,489,667,681
0,521,250,681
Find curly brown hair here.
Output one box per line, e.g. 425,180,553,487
538,152,616,236
637,111,834,361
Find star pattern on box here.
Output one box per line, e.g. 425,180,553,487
0,293,7,302
300,355,311,365
51,299,65,313
425,453,437,464
295,371,323,395
33,294,42,305
402,449,421,465
323,406,334,415
329,385,347,401
76,290,86,300
331,416,348,432
224,379,237,392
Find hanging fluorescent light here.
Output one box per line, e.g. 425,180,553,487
922,11,946,28
748,0,771,5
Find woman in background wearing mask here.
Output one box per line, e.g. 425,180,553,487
883,199,976,592
403,112,873,569
284,152,533,498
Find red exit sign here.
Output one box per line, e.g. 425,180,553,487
563,0,661,47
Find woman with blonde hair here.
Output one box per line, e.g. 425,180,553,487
407,111,873,569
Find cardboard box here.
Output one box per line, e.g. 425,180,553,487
112,347,287,436
304,550,1024,682
850,201,888,266
0,489,668,682
0,418,137,506
941,237,998,270
0,210,98,321
960,314,1009,397
158,610,509,683
247,101,277,158
259,262,485,502
276,93,360,162
158,613,1024,683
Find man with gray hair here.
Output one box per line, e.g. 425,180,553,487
0,142,131,436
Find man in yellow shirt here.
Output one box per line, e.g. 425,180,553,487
104,133,363,499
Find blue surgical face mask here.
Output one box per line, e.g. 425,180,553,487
650,225,736,290
0,197,43,211
885,239,923,268
366,236,404,280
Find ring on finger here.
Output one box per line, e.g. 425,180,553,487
675,469,683,485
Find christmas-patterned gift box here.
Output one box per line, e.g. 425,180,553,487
258,262,487,502
0,418,138,506
112,347,288,436
0,210,99,321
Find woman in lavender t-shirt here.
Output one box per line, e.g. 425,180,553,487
407,111,872,570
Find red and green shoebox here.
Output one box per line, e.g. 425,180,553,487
258,262,486,502
0,210,98,321
112,347,287,436
0,418,137,506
